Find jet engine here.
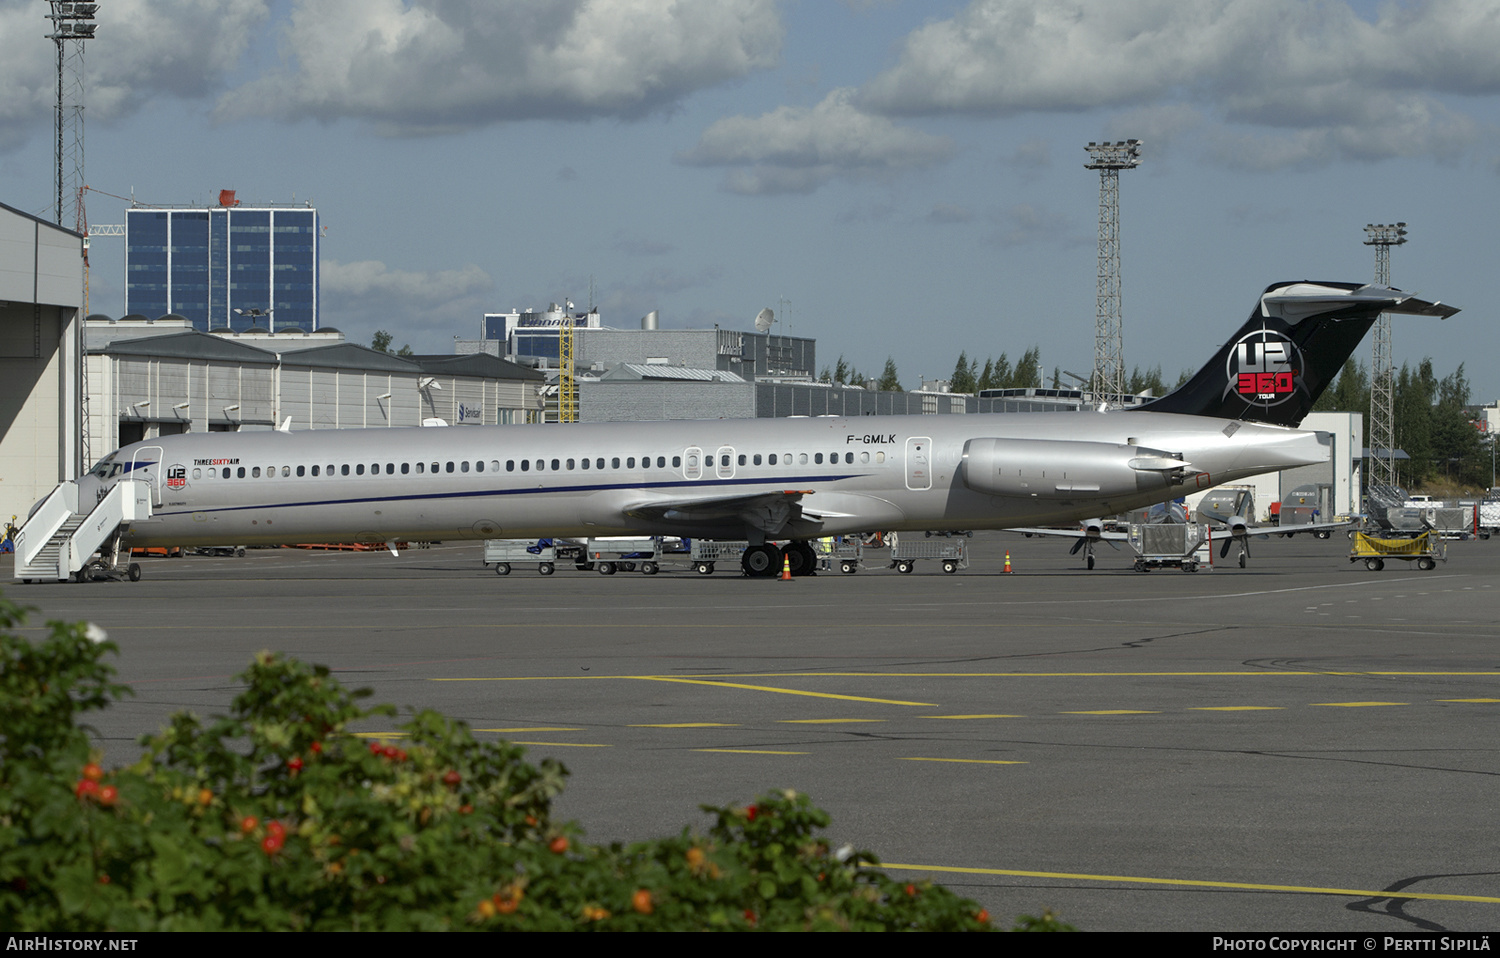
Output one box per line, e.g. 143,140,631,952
960,438,1191,499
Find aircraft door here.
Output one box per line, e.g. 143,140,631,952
905,437,931,491
683,447,703,480
130,445,166,507
716,445,736,480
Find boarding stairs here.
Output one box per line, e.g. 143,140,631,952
12,479,152,582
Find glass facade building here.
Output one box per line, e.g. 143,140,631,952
125,206,319,332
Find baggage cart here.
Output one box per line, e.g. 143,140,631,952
1129,523,1211,572
688,539,747,575
585,536,664,575
815,536,864,574
889,535,968,574
484,539,559,576
1349,531,1445,571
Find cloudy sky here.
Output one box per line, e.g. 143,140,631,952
4,0,1497,399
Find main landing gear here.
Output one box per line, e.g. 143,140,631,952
740,542,817,578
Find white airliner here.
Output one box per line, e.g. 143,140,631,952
64,281,1455,578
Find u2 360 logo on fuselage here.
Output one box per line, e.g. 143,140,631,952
1226,328,1301,407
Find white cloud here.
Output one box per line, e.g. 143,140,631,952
679,87,955,194
858,0,1500,168
0,0,269,152
216,0,783,133
320,258,494,345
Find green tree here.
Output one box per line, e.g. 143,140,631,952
372,330,412,356
950,352,977,394
877,357,903,392
1012,348,1042,389
834,355,850,385
989,353,1011,390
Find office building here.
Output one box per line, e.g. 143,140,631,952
125,196,319,333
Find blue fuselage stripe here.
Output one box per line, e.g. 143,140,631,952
152,473,866,518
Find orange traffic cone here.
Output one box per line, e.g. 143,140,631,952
781,554,792,581
1003,551,1013,573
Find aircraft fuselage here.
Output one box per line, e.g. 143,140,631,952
87,410,1325,548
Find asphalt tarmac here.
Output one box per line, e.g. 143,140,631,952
8,530,1499,933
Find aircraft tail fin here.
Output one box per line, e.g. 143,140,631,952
1135,281,1457,426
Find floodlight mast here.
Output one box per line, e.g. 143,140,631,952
1364,222,1407,489
45,2,98,229
1084,139,1142,403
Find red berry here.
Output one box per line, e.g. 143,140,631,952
262,834,284,855
287,756,304,773
81,763,104,782
383,745,399,760
443,770,461,787
97,785,118,807
75,779,100,800
309,741,322,753
745,805,758,821
266,820,286,839
240,816,258,833
369,741,383,756
548,836,569,854
904,883,917,897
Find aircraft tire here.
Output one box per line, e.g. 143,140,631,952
495,563,510,576
128,563,142,582
742,545,778,577
538,562,554,576
1238,552,1247,568
1086,554,1095,570
782,542,817,577
695,562,714,575
1365,558,1384,572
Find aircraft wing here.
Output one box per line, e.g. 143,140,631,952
1009,526,1127,542
623,489,813,536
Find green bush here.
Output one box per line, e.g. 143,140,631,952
0,594,1070,931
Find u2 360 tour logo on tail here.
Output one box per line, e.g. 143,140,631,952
1225,328,1301,407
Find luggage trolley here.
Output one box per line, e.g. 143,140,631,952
484,538,560,576
889,536,968,574
815,536,865,575
688,539,748,575
1349,530,1446,571
585,536,665,575
1128,523,1211,572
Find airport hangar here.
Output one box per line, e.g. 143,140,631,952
81,317,547,461
0,202,84,530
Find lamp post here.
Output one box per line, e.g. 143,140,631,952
1084,139,1142,402
1363,222,1407,490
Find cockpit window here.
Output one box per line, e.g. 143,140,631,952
88,453,118,479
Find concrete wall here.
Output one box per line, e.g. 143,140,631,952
0,207,82,524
